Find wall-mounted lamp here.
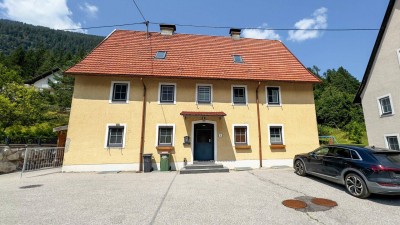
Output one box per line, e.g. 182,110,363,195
183,136,190,145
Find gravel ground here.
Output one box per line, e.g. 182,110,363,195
1,168,400,225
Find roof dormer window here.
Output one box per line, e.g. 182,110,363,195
155,51,167,59
233,55,244,63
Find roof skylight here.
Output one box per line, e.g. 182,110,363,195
233,55,244,63
155,51,167,59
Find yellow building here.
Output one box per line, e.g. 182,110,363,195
63,25,320,172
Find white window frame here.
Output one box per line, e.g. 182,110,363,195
195,84,213,104
397,48,400,65
266,86,282,106
232,124,250,146
109,81,130,104
155,124,176,147
384,133,400,150
104,123,127,148
158,83,176,104
231,85,248,105
268,124,285,145
376,94,395,116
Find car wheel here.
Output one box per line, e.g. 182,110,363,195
294,160,306,176
345,173,370,199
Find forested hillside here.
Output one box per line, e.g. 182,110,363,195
309,66,366,145
0,20,103,140
0,19,103,79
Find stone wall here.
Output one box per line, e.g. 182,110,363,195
0,147,25,173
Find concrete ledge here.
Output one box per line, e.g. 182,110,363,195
62,159,293,172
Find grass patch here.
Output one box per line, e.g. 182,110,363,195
318,125,368,146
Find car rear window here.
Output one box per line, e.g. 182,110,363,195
351,151,360,160
373,153,400,165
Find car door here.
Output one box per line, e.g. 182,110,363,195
307,147,329,173
323,147,351,177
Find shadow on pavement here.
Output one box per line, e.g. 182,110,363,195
296,172,400,205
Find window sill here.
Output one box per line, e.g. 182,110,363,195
235,145,251,150
109,101,129,104
270,144,285,149
105,146,124,149
267,104,282,107
380,113,394,118
158,102,176,105
156,146,174,151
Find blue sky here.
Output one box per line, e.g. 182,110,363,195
0,0,390,80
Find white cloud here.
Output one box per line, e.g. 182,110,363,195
80,2,98,18
242,23,280,40
0,0,85,33
288,7,328,42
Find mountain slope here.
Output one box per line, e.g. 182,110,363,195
0,19,103,55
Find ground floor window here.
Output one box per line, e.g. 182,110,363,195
234,126,248,145
386,135,400,150
105,124,126,148
157,125,175,146
268,124,284,145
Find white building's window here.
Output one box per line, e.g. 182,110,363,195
397,48,400,65
266,86,281,106
196,84,212,104
109,81,130,103
156,124,175,146
158,83,176,104
232,85,247,105
104,124,127,148
377,94,394,116
384,134,400,150
268,124,285,145
232,124,250,146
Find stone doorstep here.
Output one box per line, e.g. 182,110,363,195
180,167,230,174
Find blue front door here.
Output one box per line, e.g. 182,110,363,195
194,123,214,161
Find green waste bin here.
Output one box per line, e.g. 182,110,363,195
160,153,170,171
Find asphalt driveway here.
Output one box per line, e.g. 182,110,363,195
1,168,400,225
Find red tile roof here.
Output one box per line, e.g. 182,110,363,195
180,111,227,117
65,30,320,83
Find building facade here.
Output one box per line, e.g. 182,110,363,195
63,26,320,172
355,0,400,150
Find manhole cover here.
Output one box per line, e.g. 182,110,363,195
282,199,307,209
19,184,42,189
311,198,338,207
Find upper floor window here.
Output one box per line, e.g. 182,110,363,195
377,94,394,116
232,85,247,105
385,134,400,150
159,83,176,104
233,55,244,63
196,84,212,104
109,81,130,103
155,51,167,59
269,124,284,145
266,87,281,105
105,124,126,148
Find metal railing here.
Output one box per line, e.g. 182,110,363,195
21,147,65,176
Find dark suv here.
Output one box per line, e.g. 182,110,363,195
294,145,400,198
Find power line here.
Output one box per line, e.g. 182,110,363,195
132,0,147,22
149,22,380,31
59,21,380,32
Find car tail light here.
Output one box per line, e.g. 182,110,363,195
371,165,400,172
377,182,400,187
